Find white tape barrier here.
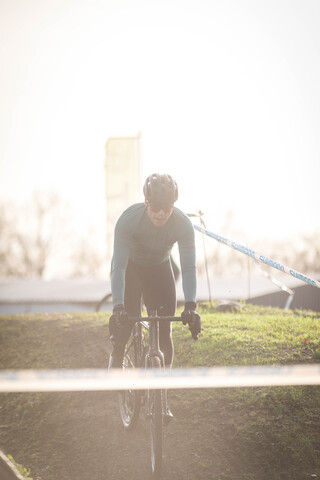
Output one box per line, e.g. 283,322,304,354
0,365,320,392
193,224,320,289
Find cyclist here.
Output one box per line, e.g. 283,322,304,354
108,173,201,419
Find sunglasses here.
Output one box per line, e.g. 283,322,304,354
147,202,174,213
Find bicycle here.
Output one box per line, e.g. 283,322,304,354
118,310,183,478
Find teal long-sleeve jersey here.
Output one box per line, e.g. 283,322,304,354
111,203,197,307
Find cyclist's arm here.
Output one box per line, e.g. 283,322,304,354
111,219,130,308
177,219,197,304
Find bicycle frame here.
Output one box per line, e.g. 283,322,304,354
119,310,182,477
145,316,165,366
129,311,182,417
130,311,182,363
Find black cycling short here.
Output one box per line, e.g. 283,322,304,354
113,259,176,366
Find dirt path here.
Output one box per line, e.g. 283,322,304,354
2,313,318,480
0,315,237,480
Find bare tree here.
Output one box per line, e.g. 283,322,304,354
197,210,249,276
0,203,17,276
0,191,107,279
197,210,320,277
264,232,320,274
0,192,69,278
68,233,107,278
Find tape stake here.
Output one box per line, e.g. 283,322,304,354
194,225,320,289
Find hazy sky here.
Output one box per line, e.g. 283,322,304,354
1,0,319,251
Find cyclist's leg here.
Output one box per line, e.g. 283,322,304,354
143,260,176,367
142,260,176,424
109,337,129,369
109,261,143,368
124,261,143,317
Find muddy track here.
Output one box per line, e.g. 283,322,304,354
2,314,318,480
0,315,236,480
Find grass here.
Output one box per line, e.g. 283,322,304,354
7,454,34,480
171,302,320,479
173,302,320,367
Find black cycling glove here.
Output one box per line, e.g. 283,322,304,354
181,302,201,340
109,304,128,341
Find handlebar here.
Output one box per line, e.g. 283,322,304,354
127,312,199,340
128,315,183,323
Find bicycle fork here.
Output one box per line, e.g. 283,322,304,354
145,317,168,419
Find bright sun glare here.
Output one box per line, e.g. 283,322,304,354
0,0,319,252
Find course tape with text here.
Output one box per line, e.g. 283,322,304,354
194,224,320,289
0,365,320,392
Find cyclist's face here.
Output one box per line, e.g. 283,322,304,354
145,200,174,227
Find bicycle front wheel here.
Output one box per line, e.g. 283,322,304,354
148,356,163,477
119,335,141,429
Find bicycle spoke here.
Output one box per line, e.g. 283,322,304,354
118,331,142,429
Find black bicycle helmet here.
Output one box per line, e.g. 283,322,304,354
143,173,178,206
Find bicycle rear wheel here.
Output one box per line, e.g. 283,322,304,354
119,334,142,429
148,356,163,477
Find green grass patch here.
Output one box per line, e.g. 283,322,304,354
173,302,320,367
7,455,34,479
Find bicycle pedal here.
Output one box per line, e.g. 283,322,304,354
163,409,174,426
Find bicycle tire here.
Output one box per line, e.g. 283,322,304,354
118,334,142,429
95,292,112,311
148,356,163,478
